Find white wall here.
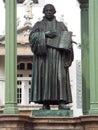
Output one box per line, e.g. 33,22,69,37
70,60,82,117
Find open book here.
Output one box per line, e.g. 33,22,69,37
46,31,72,50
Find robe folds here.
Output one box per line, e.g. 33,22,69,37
29,17,74,105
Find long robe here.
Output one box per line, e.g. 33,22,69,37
29,17,74,105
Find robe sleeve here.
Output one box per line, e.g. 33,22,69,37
29,22,40,53
64,46,74,68
29,22,47,55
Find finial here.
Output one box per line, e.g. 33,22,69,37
23,0,33,26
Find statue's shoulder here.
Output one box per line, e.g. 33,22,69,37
57,21,68,31
33,21,41,26
34,20,44,27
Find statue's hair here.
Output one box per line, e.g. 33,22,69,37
43,4,56,14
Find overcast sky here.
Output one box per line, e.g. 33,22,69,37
0,0,81,60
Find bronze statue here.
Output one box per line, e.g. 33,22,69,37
29,4,74,110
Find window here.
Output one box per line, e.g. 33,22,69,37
27,63,32,70
17,88,22,104
29,88,31,103
17,62,32,105
17,63,25,70
17,74,23,77
33,0,38,3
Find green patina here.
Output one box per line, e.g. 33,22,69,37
4,0,19,114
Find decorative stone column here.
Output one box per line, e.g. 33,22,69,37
89,0,98,114
4,0,19,114
77,0,89,114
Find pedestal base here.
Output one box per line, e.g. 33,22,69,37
32,109,73,117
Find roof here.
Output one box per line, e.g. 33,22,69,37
0,24,33,56
0,24,32,45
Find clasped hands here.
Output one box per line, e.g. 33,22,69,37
45,30,57,38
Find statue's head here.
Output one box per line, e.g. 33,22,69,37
43,4,56,20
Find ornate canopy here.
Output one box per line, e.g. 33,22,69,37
3,0,25,3
3,0,38,4
77,0,88,4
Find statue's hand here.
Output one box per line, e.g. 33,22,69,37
45,31,57,38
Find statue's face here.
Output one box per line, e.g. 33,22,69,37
44,5,55,20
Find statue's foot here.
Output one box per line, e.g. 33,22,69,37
58,104,70,110
41,104,50,110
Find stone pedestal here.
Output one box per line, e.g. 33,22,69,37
0,115,98,130
32,109,73,117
